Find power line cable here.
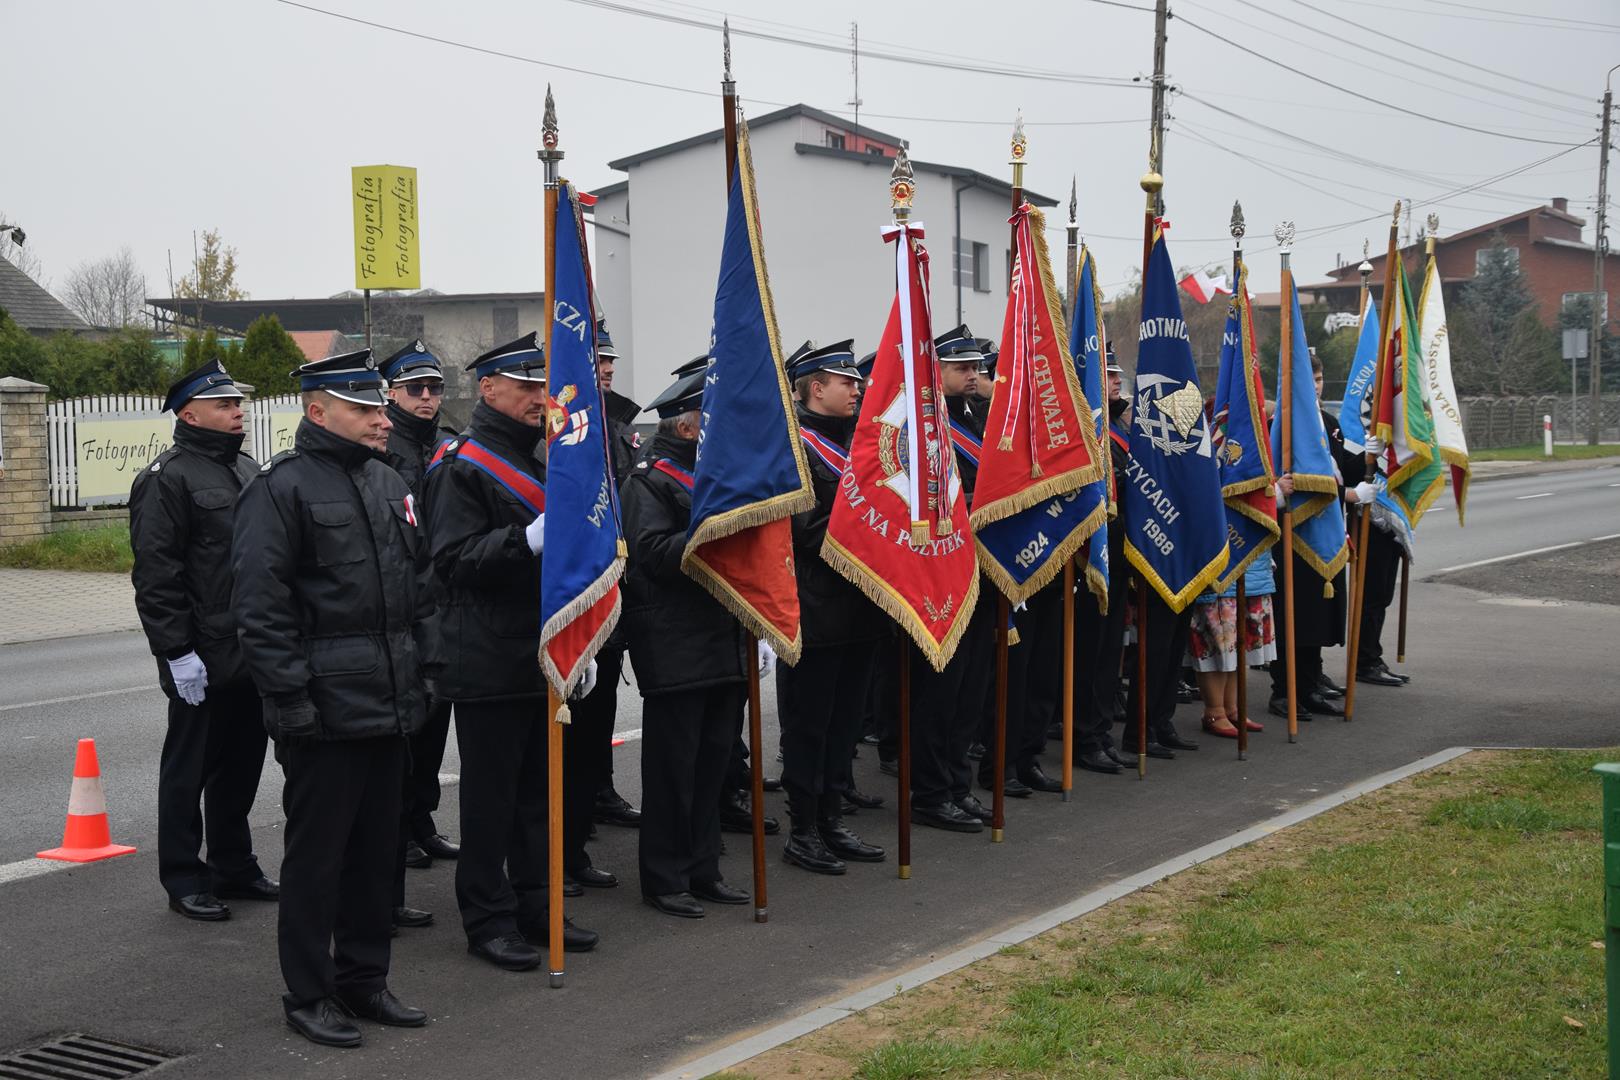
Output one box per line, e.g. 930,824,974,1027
1417,0,1620,32
1350,0,1620,33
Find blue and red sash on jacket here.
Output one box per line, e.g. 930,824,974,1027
652,458,695,493
798,428,849,476
948,418,982,468
428,438,546,515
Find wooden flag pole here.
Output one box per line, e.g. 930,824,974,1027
1061,178,1079,802
1343,244,1375,709
898,639,912,879
1230,202,1249,760
1344,204,1401,724
537,85,567,990
1276,221,1299,744
1397,554,1410,663
1134,144,1163,780
719,22,768,923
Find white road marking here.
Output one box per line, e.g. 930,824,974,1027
0,686,150,713
1514,492,1553,500
1432,540,1590,575
0,859,70,886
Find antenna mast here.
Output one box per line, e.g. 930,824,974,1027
849,22,862,135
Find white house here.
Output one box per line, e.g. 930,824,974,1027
591,104,1057,408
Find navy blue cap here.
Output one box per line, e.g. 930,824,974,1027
856,351,876,380
670,354,713,377
934,325,985,364
163,359,243,414
596,319,620,362
786,339,860,383
381,339,443,384
643,370,706,418
1105,342,1123,374
975,337,998,375
468,333,546,382
293,349,387,406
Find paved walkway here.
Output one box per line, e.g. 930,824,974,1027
0,568,140,644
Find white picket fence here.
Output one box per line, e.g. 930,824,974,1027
46,393,306,508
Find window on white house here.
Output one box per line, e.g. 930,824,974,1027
825,131,846,150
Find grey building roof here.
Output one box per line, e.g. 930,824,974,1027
607,104,905,172
0,256,90,332
146,291,546,334
793,144,1059,208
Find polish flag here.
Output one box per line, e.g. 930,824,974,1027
1178,268,1232,304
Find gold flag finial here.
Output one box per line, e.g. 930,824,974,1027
1139,131,1164,196
722,17,732,83
890,143,916,220
1391,200,1402,226
1010,110,1027,166
1230,200,1245,243
1068,176,1077,227
541,85,558,151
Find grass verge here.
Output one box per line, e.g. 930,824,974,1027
0,524,133,573
1472,444,1620,462
720,748,1612,1080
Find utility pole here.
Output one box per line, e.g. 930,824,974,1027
1589,67,1615,445
849,22,862,136
1148,0,1169,217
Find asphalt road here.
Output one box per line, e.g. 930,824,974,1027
0,462,1615,1078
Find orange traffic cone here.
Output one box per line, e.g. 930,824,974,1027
37,738,137,863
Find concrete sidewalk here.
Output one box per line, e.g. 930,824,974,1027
0,568,139,644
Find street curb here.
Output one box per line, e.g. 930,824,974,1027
650,745,1478,1080
1471,458,1620,483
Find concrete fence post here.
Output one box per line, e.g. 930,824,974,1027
0,377,51,547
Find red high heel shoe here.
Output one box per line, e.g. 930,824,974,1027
1201,715,1240,739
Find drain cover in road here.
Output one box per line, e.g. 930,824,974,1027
0,1034,176,1080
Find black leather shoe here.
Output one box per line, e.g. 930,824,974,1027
955,793,993,823
1316,673,1346,698
468,932,542,971
515,918,600,952
843,785,884,810
1075,750,1122,775
912,801,983,833
1018,763,1064,793
403,840,433,869
561,879,583,898
1303,691,1345,716
783,830,847,875
336,988,426,1028
1157,729,1199,752
645,892,705,918
593,789,643,828
691,879,750,904
966,741,988,760
392,906,434,929
719,791,780,835
762,776,783,792
1267,696,1315,722
818,819,885,862
169,893,230,921
417,833,459,860
285,998,361,1047
1144,742,1176,760
570,866,619,889
1357,666,1405,687
980,769,1032,797
215,875,279,901
878,757,899,777
1104,745,1139,768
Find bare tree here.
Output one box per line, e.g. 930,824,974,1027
176,228,247,301
0,211,45,282
59,247,148,328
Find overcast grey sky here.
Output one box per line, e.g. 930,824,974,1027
2,0,1614,307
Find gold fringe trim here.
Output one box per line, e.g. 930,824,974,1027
537,560,624,700
911,522,931,545
1211,533,1279,594
1083,558,1109,615
969,465,1105,531
1124,538,1230,615
1439,448,1470,527
1007,627,1021,647
1392,464,1447,530
819,534,981,672
681,549,804,667
1291,534,1349,588
974,498,1108,606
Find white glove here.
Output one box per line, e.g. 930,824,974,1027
1350,481,1377,505
1364,433,1386,458
167,651,209,706
569,659,598,701
756,640,777,677
524,512,546,555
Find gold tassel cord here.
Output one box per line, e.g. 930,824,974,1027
911,522,931,545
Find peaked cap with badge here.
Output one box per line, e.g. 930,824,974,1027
293,349,388,406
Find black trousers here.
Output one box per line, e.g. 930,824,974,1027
778,641,877,825
638,684,743,897
911,595,993,806
278,737,402,1010
158,678,266,900
1010,579,1065,770
403,697,453,837
564,648,623,867
1357,527,1402,670
453,698,560,946
1125,589,1194,743
1270,636,1324,700
1073,558,1127,756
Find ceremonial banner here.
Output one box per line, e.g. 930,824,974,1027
1337,291,1381,454
539,180,624,699
1123,231,1228,611
1211,261,1278,590
682,119,813,663
1376,259,1446,525
351,165,420,290
822,219,980,670
1070,246,1115,606
1418,248,1470,524
969,204,1105,603
1270,277,1347,588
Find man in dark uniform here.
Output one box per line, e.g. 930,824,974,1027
582,318,644,832
1341,382,1408,690
777,340,885,875
232,350,429,1047
622,365,753,918
904,325,992,833
421,333,601,972
130,359,275,922
380,340,458,913
1073,357,1139,775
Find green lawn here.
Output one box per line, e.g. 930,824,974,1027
0,524,133,573
1472,444,1620,462
725,749,1612,1079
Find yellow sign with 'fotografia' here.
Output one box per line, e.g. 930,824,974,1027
352,165,420,290
76,416,174,505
